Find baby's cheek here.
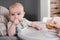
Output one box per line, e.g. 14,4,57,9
18,16,23,19
10,17,15,21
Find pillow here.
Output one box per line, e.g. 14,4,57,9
0,6,9,20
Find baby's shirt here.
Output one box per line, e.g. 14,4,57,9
7,18,30,33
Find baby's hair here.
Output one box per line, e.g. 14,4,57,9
9,2,24,10
9,2,25,15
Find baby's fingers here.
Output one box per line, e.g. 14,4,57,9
34,25,42,30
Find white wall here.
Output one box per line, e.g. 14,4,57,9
40,0,50,21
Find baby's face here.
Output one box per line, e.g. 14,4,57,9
9,7,25,22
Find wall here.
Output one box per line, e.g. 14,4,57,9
40,0,49,21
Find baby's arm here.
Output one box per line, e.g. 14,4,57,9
7,19,19,36
28,21,42,30
8,23,16,36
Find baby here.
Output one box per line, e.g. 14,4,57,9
7,2,42,36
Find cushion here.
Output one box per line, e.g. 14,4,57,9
0,6,9,20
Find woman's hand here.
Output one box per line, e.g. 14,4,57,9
49,21,60,28
57,33,60,37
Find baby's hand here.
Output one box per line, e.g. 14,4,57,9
13,18,19,25
34,24,42,30
18,17,23,22
30,22,42,30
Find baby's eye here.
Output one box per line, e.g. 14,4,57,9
11,14,15,16
17,13,20,15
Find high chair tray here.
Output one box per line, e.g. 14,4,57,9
18,22,60,40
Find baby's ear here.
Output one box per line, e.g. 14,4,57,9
24,11,25,14
22,11,25,17
23,11,25,16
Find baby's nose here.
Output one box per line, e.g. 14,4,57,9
15,15,18,18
